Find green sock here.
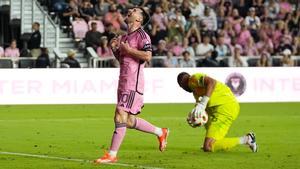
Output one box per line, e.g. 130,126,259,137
211,137,240,152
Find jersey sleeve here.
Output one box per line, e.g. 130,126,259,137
189,73,206,88
189,73,206,102
138,31,152,52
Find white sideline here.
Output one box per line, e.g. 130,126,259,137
0,151,164,169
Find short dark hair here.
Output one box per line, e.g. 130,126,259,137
182,51,190,55
177,72,189,85
91,22,97,26
211,50,218,59
41,47,48,53
34,22,40,27
138,7,150,26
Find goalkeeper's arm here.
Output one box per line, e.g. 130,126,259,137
201,76,216,102
193,76,216,117
201,76,216,98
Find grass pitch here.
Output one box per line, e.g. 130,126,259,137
0,103,299,169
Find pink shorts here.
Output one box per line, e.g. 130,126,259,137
117,90,144,114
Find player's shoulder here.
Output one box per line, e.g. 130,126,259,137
136,28,150,40
189,73,206,86
191,73,206,79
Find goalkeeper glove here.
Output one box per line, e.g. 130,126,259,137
192,96,210,119
186,112,197,128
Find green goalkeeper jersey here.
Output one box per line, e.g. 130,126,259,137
188,73,237,107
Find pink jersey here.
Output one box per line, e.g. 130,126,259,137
72,20,88,39
118,28,152,94
4,47,19,57
237,30,251,47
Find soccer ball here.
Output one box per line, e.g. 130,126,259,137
194,111,208,126
187,111,208,127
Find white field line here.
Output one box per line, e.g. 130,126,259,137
0,151,164,169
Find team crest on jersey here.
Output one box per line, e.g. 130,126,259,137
225,73,246,97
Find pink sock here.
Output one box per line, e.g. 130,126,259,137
110,123,127,152
134,118,158,135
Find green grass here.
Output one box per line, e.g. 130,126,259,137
0,103,300,169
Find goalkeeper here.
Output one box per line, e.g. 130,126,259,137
177,72,258,152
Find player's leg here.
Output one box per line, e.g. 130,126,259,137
127,114,169,152
208,133,258,152
95,109,128,163
203,126,241,152
203,102,257,152
203,112,240,152
127,115,161,135
125,91,169,152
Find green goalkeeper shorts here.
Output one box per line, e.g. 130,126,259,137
205,101,240,140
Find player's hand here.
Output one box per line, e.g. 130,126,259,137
110,37,120,51
192,96,210,119
186,112,197,128
120,42,131,53
192,103,206,119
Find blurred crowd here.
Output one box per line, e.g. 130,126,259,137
3,0,299,68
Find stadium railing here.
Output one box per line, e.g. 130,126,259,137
34,0,60,49
0,58,13,68
71,46,300,68
151,55,300,67
86,47,115,68
0,57,37,68
0,55,299,68
11,0,60,50
0,0,10,6
53,48,67,68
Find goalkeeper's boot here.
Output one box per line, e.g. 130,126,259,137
94,151,118,164
247,132,258,152
158,128,169,152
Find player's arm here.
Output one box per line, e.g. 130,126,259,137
203,76,216,97
120,42,152,62
197,76,216,106
192,75,216,118
193,93,200,103
109,34,120,60
111,48,120,60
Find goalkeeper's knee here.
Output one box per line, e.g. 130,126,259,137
203,138,214,152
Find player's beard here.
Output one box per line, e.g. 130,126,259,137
124,16,129,24
124,15,135,25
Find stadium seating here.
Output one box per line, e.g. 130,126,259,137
18,59,36,68
272,58,282,67
247,58,259,67
0,59,13,68
1,0,299,68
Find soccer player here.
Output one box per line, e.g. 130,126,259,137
177,72,258,152
94,7,169,164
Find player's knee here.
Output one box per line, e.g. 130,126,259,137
126,119,134,128
126,116,136,129
203,144,213,152
114,109,128,124
203,139,214,152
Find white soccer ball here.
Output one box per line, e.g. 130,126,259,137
193,111,208,127
187,111,208,127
